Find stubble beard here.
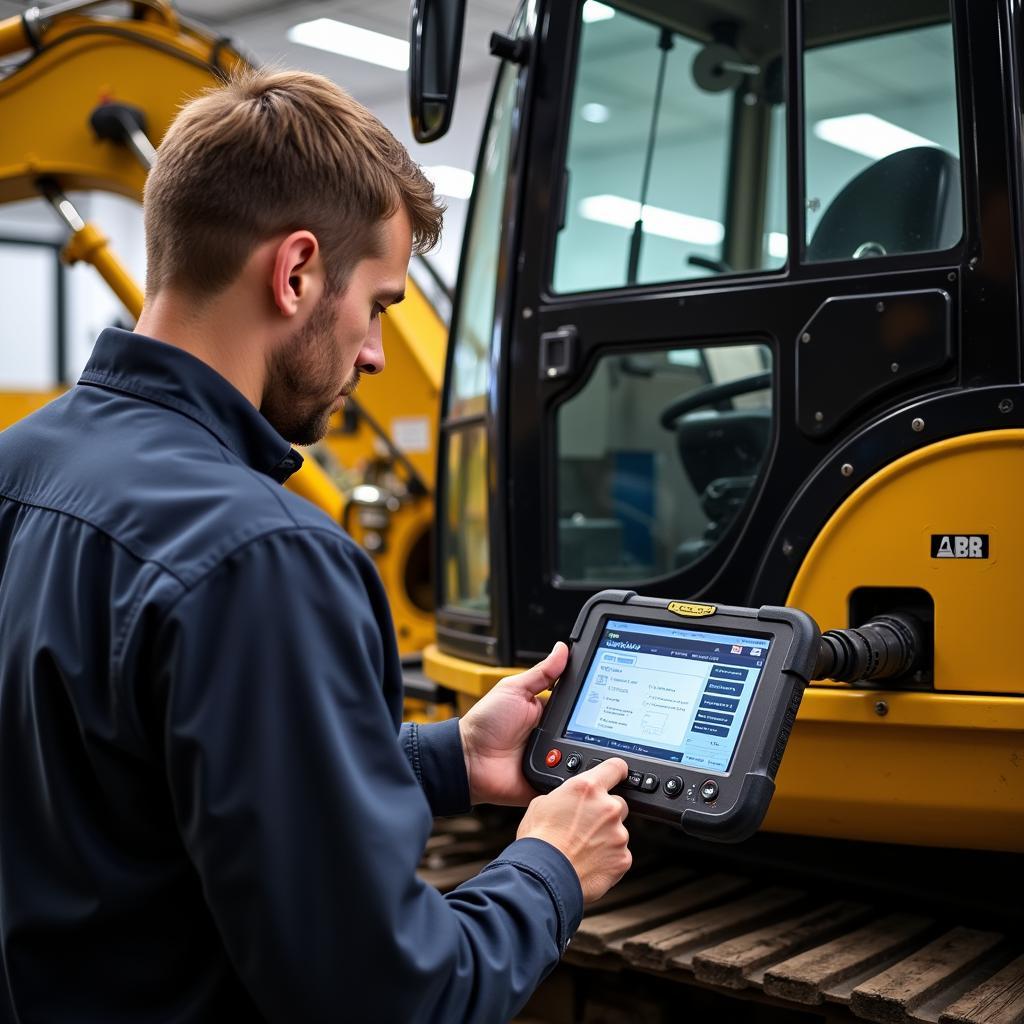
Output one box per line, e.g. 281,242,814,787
260,293,358,447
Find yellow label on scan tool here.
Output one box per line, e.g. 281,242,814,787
668,601,717,617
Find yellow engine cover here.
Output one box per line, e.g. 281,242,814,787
769,429,1024,850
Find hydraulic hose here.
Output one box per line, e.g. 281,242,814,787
813,613,925,684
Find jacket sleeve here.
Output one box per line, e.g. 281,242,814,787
399,718,473,818
152,527,582,1024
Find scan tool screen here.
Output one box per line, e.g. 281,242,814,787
562,618,773,774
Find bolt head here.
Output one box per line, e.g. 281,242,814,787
874,700,889,717
841,463,854,477
801,332,811,344
890,362,899,373
876,301,885,313
814,410,824,423
912,417,925,432
998,398,1014,414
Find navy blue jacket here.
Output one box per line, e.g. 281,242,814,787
0,329,582,1023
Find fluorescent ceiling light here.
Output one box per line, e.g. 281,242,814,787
582,1,615,23
423,165,475,200
579,194,724,245
581,102,610,123
288,18,409,71
813,113,936,161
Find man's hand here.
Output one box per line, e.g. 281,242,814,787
459,642,568,806
517,758,632,904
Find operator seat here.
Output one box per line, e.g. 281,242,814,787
673,405,771,568
807,145,962,262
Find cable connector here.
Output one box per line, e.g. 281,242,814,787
813,613,924,684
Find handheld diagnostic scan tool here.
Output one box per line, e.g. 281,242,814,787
523,590,821,842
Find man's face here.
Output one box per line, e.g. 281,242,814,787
261,208,412,445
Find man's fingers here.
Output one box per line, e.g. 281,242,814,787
613,794,630,821
585,757,629,790
504,641,568,696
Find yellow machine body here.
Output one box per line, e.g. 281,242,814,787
0,3,447,657
0,390,64,430
770,430,1024,851
424,430,1024,852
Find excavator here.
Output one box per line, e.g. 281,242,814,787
0,0,445,664
409,0,1024,1021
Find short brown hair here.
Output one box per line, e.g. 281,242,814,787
143,68,443,298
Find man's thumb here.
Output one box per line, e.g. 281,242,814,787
509,641,568,696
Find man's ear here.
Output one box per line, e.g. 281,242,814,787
270,230,321,317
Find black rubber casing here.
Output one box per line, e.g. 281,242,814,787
523,590,820,843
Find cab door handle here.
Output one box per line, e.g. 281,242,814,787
539,326,578,380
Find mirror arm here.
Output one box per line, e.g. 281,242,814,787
489,32,530,66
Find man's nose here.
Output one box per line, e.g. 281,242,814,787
357,322,385,375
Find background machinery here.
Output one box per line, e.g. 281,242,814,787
0,0,445,660
410,0,1024,1019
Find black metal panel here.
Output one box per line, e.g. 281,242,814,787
1005,0,1024,373
431,1,532,665
505,267,962,663
796,289,952,436
952,0,1022,384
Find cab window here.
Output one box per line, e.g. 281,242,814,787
803,1,962,262
556,342,772,583
553,0,787,293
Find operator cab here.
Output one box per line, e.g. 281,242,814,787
430,0,983,667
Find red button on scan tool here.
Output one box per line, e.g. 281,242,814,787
545,748,562,768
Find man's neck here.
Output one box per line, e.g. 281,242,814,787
135,289,267,408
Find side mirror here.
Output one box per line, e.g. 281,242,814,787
409,0,466,143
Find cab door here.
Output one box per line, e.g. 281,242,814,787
499,0,1010,664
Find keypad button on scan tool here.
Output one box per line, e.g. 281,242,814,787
700,779,720,802
664,776,683,798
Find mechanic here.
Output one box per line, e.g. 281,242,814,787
0,69,631,1023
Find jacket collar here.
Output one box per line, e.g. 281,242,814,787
79,328,304,483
